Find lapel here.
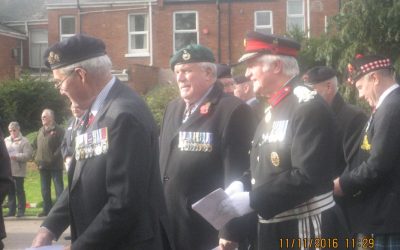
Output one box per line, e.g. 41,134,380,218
69,80,121,192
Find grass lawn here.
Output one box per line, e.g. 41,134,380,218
2,162,68,217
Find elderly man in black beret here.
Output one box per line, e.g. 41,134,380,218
303,66,368,177
217,32,348,249
160,44,256,250
31,34,173,250
334,55,400,250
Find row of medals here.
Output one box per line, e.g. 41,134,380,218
178,131,213,152
75,128,109,160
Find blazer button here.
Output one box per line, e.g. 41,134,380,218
163,176,170,182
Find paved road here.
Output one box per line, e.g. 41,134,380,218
3,217,70,250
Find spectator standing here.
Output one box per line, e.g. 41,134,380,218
334,55,400,249
216,64,235,95
31,34,173,250
32,109,65,217
4,121,33,217
160,44,256,250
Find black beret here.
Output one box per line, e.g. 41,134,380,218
170,44,215,70
347,54,393,84
303,66,336,85
216,64,232,78
44,34,106,70
233,75,251,84
238,31,301,63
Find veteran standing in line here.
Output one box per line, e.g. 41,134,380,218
334,55,400,250
303,66,368,177
31,34,173,250
159,44,256,250
218,32,348,250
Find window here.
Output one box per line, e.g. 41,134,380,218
60,16,76,41
287,0,304,32
255,11,273,34
29,29,48,68
174,12,198,52
128,14,149,56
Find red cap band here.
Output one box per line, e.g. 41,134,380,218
245,40,299,57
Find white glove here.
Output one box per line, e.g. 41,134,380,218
224,181,244,196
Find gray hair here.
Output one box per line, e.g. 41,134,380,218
60,55,112,76
8,121,20,131
199,62,217,82
258,54,300,77
42,108,55,120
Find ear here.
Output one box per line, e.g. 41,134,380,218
75,68,87,83
271,59,283,74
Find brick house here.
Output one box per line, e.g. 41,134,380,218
1,0,339,92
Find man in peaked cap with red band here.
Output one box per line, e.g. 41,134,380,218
218,32,348,250
334,55,400,250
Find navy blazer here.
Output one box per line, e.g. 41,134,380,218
42,80,174,250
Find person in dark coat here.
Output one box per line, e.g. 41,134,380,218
0,129,12,250
160,44,256,250
218,32,348,250
31,34,173,250
303,66,368,177
334,55,400,250
233,75,267,123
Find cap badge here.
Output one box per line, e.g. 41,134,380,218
272,38,279,45
270,152,280,167
182,50,191,61
48,51,60,65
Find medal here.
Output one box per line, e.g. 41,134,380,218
270,151,280,167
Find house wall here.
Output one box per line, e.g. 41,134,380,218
0,35,20,81
44,0,339,89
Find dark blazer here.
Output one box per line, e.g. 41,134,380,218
60,117,76,160
159,83,256,250
0,130,12,240
340,86,400,233
331,93,368,176
42,80,173,250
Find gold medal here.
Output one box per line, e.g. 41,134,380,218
270,151,280,167
361,134,371,151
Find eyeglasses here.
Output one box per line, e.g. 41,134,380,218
9,129,16,132
52,70,76,89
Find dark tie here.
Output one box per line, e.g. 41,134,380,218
182,104,193,123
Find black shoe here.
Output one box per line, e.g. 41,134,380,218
37,212,48,217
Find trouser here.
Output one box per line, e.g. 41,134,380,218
7,177,26,215
39,169,64,213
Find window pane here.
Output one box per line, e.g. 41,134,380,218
175,33,197,51
61,17,75,34
131,34,147,50
288,0,303,15
255,27,272,34
175,13,196,30
287,17,304,31
130,15,147,32
256,12,271,26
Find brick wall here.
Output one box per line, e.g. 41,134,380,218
0,35,20,81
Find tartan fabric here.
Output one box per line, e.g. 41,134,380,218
374,233,400,250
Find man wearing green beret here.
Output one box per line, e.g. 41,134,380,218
160,44,257,250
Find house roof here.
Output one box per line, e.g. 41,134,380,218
0,0,47,23
0,23,27,39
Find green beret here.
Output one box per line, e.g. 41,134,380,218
169,44,215,70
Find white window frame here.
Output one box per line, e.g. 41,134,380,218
254,11,273,34
29,29,48,68
286,0,305,32
59,16,76,41
173,11,199,53
126,13,149,57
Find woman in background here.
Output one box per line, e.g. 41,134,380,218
4,121,32,217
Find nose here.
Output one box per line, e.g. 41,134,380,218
176,72,185,82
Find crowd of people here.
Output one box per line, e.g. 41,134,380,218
0,31,398,250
